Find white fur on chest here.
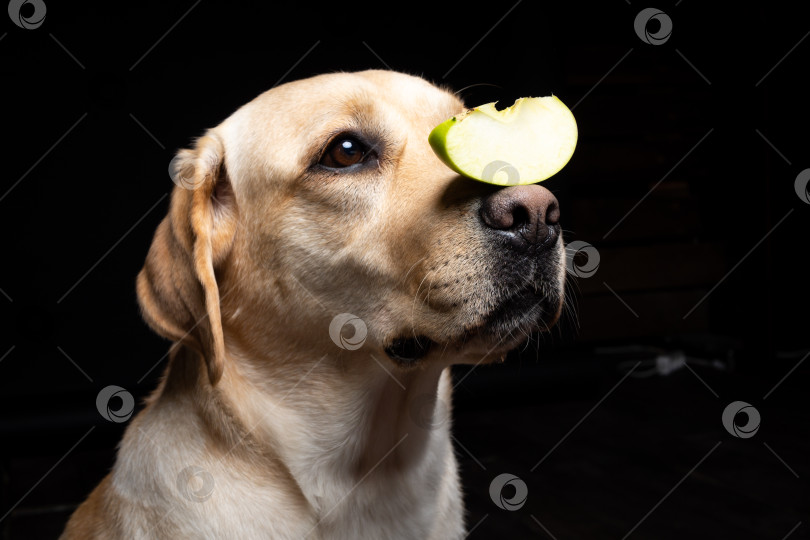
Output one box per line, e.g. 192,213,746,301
110,369,465,539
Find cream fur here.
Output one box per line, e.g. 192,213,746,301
61,70,565,539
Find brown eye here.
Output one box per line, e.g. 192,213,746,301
320,136,370,168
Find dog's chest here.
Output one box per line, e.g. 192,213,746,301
283,429,463,539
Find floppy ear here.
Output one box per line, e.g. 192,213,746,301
136,130,237,386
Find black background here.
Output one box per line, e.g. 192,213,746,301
1,1,809,538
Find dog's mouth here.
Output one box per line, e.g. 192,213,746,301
385,271,562,365
466,264,565,353
466,247,564,338
384,240,564,365
384,336,433,365
480,282,562,339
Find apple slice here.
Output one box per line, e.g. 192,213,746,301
428,96,577,185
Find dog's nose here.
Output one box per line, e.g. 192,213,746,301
480,185,560,248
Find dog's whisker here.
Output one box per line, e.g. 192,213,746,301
452,82,503,98
410,271,432,340
440,339,452,358
422,277,436,312
400,256,427,286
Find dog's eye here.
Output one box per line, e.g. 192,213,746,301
320,136,370,168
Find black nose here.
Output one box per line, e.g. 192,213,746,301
480,185,560,249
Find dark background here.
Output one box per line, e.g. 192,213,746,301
1,1,808,538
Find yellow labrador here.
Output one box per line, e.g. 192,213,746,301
61,70,565,539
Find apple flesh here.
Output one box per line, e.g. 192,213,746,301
428,96,577,185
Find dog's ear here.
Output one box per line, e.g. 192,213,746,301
136,131,237,386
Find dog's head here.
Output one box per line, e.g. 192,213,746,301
137,70,566,384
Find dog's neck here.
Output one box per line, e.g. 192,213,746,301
161,342,455,515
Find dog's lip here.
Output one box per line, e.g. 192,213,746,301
476,243,564,334
384,336,432,365
453,280,561,347
405,250,563,354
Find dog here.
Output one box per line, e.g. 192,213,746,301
61,70,566,539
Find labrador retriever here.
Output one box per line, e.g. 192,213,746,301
61,70,566,539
